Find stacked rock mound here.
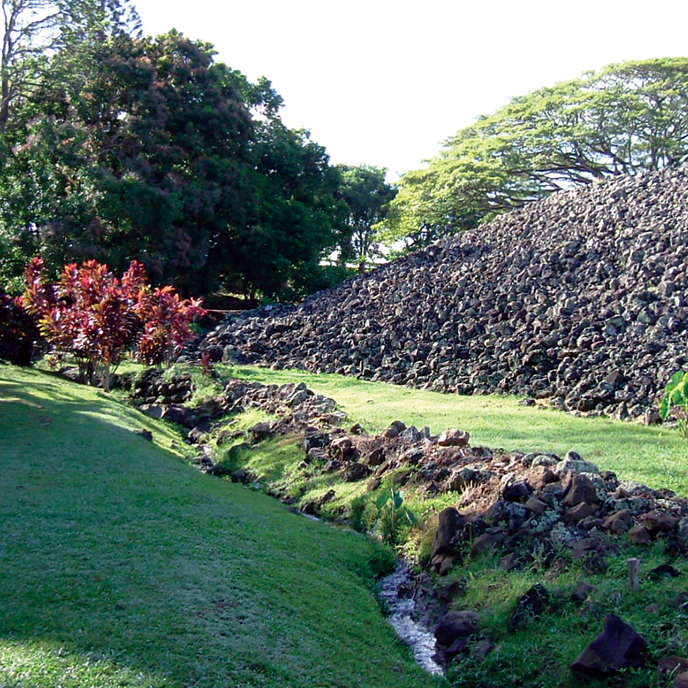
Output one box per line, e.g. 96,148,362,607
130,370,345,451
199,165,688,417
294,421,688,563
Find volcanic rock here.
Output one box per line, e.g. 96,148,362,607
197,165,688,418
571,614,648,676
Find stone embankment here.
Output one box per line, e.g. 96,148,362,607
197,165,688,419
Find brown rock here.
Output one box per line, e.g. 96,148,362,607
434,611,480,646
628,524,653,545
571,613,648,676
525,496,548,515
571,537,603,560
365,447,386,466
645,603,660,614
674,671,688,688
658,656,688,680
437,429,470,447
644,510,679,536
499,552,521,572
471,638,496,660
530,465,558,489
568,502,599,523
439,555,461,576
431,507,464,558
329,436,358,461
564,473,600,507
602,510,633,535
367,477,382,492
471,531,505,557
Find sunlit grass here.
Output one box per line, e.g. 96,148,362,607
0,364,441,688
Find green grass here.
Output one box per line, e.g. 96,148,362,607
0,365,442,688
439,543,688,688
220,365,688,496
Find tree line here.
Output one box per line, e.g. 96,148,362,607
1,2,687,300
0,0,396,298
379,58,688,251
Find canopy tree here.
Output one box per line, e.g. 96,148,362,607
380,57,688,249
335,164,396,271
0,19,348,297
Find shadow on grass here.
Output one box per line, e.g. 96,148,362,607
0,367,438,688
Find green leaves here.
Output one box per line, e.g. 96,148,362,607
380,58,688,250
659,370,688,421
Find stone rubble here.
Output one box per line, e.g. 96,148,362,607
197,165,688,419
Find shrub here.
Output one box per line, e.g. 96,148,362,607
0,290,40,365
23,257,206,390
659,370,688,436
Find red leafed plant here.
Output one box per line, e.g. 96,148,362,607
133,285,206,366
23,257,206,390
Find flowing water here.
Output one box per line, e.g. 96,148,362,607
379,563,445,677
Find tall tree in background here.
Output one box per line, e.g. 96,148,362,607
335,164,396,271
0,0,139,133
381,57,688,250
0,7,349,298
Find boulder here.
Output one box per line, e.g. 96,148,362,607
437,429,470,447
434,611,480,646
571,614,647,676
431,507,464,558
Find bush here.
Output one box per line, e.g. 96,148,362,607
23,257,206,390
0,290,40,365
659,370,688,436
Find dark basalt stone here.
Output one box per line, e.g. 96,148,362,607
195,165,688,421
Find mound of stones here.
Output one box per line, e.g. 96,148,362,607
296,421,688,564
198,165,688,418
130,370,345,458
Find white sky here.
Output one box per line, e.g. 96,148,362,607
134,0,688,179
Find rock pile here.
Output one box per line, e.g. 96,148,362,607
291,420,688,571
198,165,688,418
130,370,345,459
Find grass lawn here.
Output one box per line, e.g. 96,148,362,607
0,365,442,688
221,365,688,497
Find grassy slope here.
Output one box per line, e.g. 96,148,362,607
221,365,688,495
209,366,688,687
0,365,441,688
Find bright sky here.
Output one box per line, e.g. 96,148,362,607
135,0,688,179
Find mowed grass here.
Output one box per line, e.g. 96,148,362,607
221,365,688,496
0,365,442,688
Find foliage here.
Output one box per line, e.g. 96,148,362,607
659,370,688,437
0,17,348,299
23,257,205,389
335,164,397,270
0,287,39,363
134,284,206,366
375,486,417,545
381,57,688,249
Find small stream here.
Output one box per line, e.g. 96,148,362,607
379,563,445,677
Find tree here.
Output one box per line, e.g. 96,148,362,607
335,164,396,270
380,58,688,248
0,26,348,298
0,0,140,133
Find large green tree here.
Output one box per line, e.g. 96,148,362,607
381,57,688,249
335,164,396,271
0,21,347,296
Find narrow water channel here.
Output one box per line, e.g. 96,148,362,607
379,563,445,677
